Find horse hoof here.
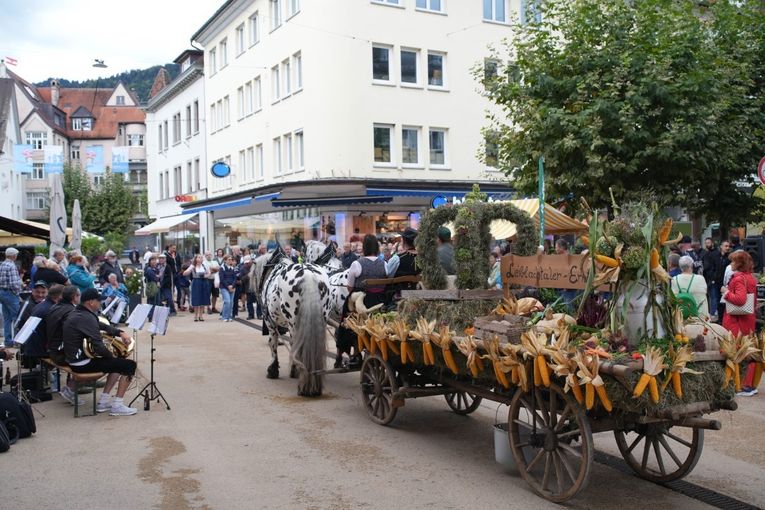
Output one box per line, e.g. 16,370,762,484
267,365,279,379
289,365,299,379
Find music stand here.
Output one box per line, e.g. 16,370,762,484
11,317,45,418
129,305,171,411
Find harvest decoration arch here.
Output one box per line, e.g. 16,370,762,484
416,189,538,290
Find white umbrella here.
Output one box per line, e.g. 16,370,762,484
49,174,67,257
70,199,83,251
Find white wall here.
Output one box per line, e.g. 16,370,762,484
196,0,517,199
0,90,24,219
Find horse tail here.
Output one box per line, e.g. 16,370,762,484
292,271,325,396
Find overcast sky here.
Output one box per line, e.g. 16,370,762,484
0,0,223,83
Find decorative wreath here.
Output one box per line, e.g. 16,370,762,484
416,186,538,290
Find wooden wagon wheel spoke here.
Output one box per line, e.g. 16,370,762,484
526,448,546,473
657,434,684,468
625,433,645,455
549,387,558,429
553,450,565,495
535,388,551,426
541,453,552,492
640,437,652,471
554,404,573,433
359,355,399,426
557,443,583,460
664,431,693,448
519,396,548,427
556,429,583,440
555,450,578,484
652,437,667,476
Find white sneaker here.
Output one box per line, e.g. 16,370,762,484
109,402,137,416
97,396,113,413
61,387,85,406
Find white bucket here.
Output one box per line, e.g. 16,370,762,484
494,423,532,474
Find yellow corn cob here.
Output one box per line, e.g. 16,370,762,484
633,373,651,398
443,349,460,375
658,218,673,244
536,356,550,387
400,342,409,365
650,248,660,269
595,385,612,411
423,342,435,365
585,383,595,410
494,362,510,388
648,376,660,403
671,371,682,399
595,254,619,268
378,338,388,361
571,383,584,404
386,339,400,356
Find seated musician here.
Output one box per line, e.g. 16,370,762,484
46,285,82,403
62,288,137,416
334,235,387,368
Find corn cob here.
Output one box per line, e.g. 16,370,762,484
671,371,682,399
633,373,652,398
400,342,410,365
537,356,551,387
595,385,612,411
657,218,673,244
571,383,584,404
585,383,595,410
595,254,619,268
648,376,660,403
650,248,660,269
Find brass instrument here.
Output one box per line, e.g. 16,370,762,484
82,316,135,359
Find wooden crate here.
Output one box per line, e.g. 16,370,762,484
473,314,529,344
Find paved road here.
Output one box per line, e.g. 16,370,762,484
3,314,763,509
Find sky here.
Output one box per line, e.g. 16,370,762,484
0,0,223,83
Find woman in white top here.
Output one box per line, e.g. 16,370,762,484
671,255,709,319
184,254,211,322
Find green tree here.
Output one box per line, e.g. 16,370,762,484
483,0,765,230
86,171,138,235
62,163,91,220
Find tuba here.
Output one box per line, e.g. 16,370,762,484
82,316,135,359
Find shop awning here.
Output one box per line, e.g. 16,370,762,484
271,196,393,208
366,188,512,199
445,199,587,240
135,213,197,235
0,216,50,240
184,197,254,215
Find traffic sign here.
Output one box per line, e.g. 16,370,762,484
758,156,765,186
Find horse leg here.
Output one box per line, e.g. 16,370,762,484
289,362,299,379
266,330,280,379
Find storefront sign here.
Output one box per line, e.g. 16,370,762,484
501,253,594,290
175,195,196,202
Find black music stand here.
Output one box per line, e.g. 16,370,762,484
128,305,170,411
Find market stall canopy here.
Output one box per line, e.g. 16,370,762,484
0,217,102,246
445,199,587,240
135,213,198,235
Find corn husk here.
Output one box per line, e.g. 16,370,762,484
641,346,667,377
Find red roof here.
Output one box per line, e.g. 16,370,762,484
37,86,145,139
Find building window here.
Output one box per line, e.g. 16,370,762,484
244,82,253,115
236,24,245,55
118,124,125,136
282,59,291,96
254,77,263,110
209,48,217,74
520,0,543,25
193,100,200,134
25,131,47,149
427,52,445,87
284,133,293,172
163,120,169,149
372,0,401,5
416,0,443,11
483,0,507,23
158,124,163,151
71,118,92,131
485,134,499,168
246,147,255,181
116,95,125,105
164,170,170,198
249,12,260,46
270,0,282,30
293,52,302,90
30,163,45,180
273,137,282,174
429,128,447,166
372,45,391,82
27,191,48,210
210,103,217,132
237,86,245,119
483,58,499,84
288,0,300,17
173,112,181,144
186,161,193,193
194,158,201,191
159,173,164,199
256,144,264,178
400,49,419,84
71,145,80,160
174,166,183,196
271,66,280,102
220,38,228,68
128,134,144,146
185,105,192,137
216,100,223,129
93,174,104,187
295,130,304,170
373,124,393,164
223,96,230,126
239,150,246,182
401,127,420,165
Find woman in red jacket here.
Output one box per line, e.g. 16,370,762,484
721,250,758,396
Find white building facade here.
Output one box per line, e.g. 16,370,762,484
142,51,209,255
0,70,25,221
183,0,526,251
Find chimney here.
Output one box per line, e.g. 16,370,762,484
51,79,60,106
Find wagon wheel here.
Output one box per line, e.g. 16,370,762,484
614,424,704,483
509,383,593,503
444,391,482,415
360,354,399,426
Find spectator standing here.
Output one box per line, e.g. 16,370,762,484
667,253,681,278
176,263,191,311
436,226,456,275
98,250,125,284
218,255,238,322
129,246,141,265
142,246,153,269
184,254,211,322
702,238,721,320
156,254,177,315
66,255,96,293
341,242,358,269
671,256,709,319
35,260,69,286
713,240,732,320
164,245,181,309
721,251,758,396
205,251,220,314
50,248,68,272
488,253,502,289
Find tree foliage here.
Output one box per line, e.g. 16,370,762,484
483,0,765,228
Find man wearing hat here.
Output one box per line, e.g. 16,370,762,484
436,226,456,275
98,250,125,285
156,254,177,315
23,284,63,361
0,247,22,346
14,279,49,336
385,227,420,289
63,288,137,416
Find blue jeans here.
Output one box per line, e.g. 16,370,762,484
220,288,234,320
708,284,720,318
160,287,176,313
246,292,256,318
0,289,20,346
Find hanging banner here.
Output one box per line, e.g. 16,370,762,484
501,253,605,290
12,144,34,173
85,145,104,174
43,145,64,174
112,146,129,173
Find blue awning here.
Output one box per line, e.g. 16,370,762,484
254,192,280,202
271,196,393,208
366,187,512,199
184,197,253,215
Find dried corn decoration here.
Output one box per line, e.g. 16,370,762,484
457,336,483,378
649,247,670,283
500,343,529,393
657,218,673,245
344,314,369,353
521,329,551,388
491,295,543,317
661,344,701,399
364,316,389,361
410,317,437,365
390,319,415,365
548,328,584,404
752,332,765,389
633,347,667,403
592,243,624,287
574,352,612,411
720,334,758,392
432,325,459,374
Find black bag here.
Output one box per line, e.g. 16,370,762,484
10,371,44,392
0,392,35,438
0,419,13,452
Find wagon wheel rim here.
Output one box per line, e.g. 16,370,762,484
614,425,704,482
444,391,483,415
360,354,398,426
508,383,593,503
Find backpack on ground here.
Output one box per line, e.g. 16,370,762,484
0,392,36,439
672,274,698,319
0,419,14,452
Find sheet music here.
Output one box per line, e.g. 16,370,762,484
102,297,118,315
148,306,170,335
13,317,41,345
126,304,153,330
110,300,127,324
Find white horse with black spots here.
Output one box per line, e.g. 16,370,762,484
251,242,348,396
